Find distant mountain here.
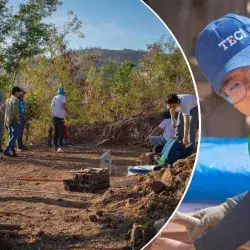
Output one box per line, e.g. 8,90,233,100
74,48,147,67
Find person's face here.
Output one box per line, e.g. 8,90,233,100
221,67,250,115
19,93,25,100
167,103,179,110
15,92,21,98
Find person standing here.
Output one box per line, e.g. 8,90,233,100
0,87,21,157
0,91,4,152
18,88,28,150
51,87,72,152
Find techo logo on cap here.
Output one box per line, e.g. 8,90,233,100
218,28,247,51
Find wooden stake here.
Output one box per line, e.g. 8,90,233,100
0,211,27,216
0,230,18,236
17,177,63,182
0,224,21,231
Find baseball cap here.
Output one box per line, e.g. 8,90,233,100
195,13,250,94
57,87,65,95
20,88,26,94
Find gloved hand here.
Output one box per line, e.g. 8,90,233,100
186,198,237,240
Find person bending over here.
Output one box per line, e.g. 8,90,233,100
166,93,198,152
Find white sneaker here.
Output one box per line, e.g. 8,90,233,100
57,147,63,153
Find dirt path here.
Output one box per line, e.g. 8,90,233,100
0,145,146,250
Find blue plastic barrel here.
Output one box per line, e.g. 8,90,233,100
184,138,250,203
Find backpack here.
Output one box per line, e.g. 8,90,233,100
157,138,186,166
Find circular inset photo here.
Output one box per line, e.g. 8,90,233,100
0,0,199,249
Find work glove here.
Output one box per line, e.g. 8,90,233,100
185,197,250,250
187,197,250,250
186,198,237,240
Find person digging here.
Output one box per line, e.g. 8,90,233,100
166,93,198,154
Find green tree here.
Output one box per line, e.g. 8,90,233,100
114,61,135,93
0,0,62,82
99,60,117,92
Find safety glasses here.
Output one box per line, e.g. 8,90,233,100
220,81,247,104
220,70,250,104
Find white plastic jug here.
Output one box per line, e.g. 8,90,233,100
100,150,112,174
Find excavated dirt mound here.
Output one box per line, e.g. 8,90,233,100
69,113,162,146
69,122,107,144
102,113,162,146
99,154,195,221
93,153,196,249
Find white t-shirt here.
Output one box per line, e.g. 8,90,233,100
159,118,176,140
177,94,197,115
52,94,66,118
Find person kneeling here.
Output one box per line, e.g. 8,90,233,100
147,110,176,147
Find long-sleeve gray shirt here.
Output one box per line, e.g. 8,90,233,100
194,191,250,250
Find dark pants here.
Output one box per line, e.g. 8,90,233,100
18,118,26,148
195,191,250,250
53,117,64,148
3,122,19,154
175,106,199,152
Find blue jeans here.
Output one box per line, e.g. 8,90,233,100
3,122,19,154
0,119,4,149
18,118,26,148
149,136,167,146
175,106,199,152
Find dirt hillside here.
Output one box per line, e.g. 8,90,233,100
69,113,163,146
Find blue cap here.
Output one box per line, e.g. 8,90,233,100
57,87,65,95
195,13,250,94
